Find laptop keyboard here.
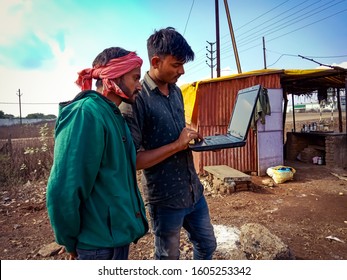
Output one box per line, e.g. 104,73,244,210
203,134,240,145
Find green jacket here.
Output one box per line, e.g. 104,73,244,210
46,90,148,253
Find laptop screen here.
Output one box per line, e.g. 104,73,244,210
227,85,261,139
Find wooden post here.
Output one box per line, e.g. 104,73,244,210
336,88,342,132
223,0,242,73
292,93,296,132
263,36,267,69
345,74,347,133
215,0,221,77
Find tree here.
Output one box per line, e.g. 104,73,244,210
45,114,57,119
26,113,57,119
0,111,14,119
26,113,45,119
5,114,14,119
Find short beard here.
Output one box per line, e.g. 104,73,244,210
122,97,133,104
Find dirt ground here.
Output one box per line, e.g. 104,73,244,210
1,159,347,260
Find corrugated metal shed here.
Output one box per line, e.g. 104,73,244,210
185,71,282,175
182,68,347,175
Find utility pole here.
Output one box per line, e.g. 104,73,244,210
206,41,216,78
215,0,221,77
263,36,267,69
345,74,347,134
223,0,242,73
16,89,23,125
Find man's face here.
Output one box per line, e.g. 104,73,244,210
155,55,185,84
116,67,141,104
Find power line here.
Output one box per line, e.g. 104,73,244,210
218,4,347,66
267,53,296,67
305,55,347,59
267,7,347,44
267,49,347,58
183,0,347,80
236,0,345,48
223,0,330,48
183,0,195,36
218,0,314,56
234,0,312,43
185,0,319,76
0,102,59,105
266,50,347,68
234,0,291,32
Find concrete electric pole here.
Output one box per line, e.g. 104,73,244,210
206,41,216,78
16,89,23,125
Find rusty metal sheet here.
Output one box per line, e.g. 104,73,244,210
190,74,281,174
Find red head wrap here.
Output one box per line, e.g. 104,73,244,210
75,52,143,99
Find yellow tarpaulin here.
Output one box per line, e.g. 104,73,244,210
180,69,283,123
180,82,200,124
180,68,346,124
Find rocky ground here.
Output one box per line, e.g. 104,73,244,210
1,160,347,260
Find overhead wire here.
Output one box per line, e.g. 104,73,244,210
233,0,291,32
179,0,347,80
185,0,308,78
220,0,336,55
266,8,347,67
185,0,298,75
0,102,59,105
266,6,347,44
218,0,295,52
183,0,195,36
266,51,347,68
235,0,343,48
305,55,347,59
233,0,313,43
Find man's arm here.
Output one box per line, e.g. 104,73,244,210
136,127,202,170
47,107,103,253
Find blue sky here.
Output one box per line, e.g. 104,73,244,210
0,0,346,117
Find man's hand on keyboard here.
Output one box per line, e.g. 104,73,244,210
178,127,203,150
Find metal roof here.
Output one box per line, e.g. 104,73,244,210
280,68,347,95
193,68,347,95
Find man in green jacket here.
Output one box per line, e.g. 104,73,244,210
46,47,148,260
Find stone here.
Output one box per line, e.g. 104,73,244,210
204,165,251,182
38,242,63,257
239,223,295,260
235,183,249,191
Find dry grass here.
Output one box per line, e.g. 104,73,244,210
0,121,55,139
0,113,345,188
0,122,55,188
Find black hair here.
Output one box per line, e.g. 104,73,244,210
147,27,194,63
92,47,131,67
92,47,131,88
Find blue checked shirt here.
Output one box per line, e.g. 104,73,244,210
122,72,203,208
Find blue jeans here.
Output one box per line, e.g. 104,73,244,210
148,195,217,260
76,245,129,260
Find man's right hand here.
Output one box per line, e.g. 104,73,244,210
177,127,203,150
135,127,203,170
59,246,77,260
69,251,77,260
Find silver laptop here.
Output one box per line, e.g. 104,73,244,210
189,84,262,152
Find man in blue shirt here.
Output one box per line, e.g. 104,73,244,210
124,27,217,259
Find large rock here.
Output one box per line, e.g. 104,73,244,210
239,223,295,260
38,242,62,257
